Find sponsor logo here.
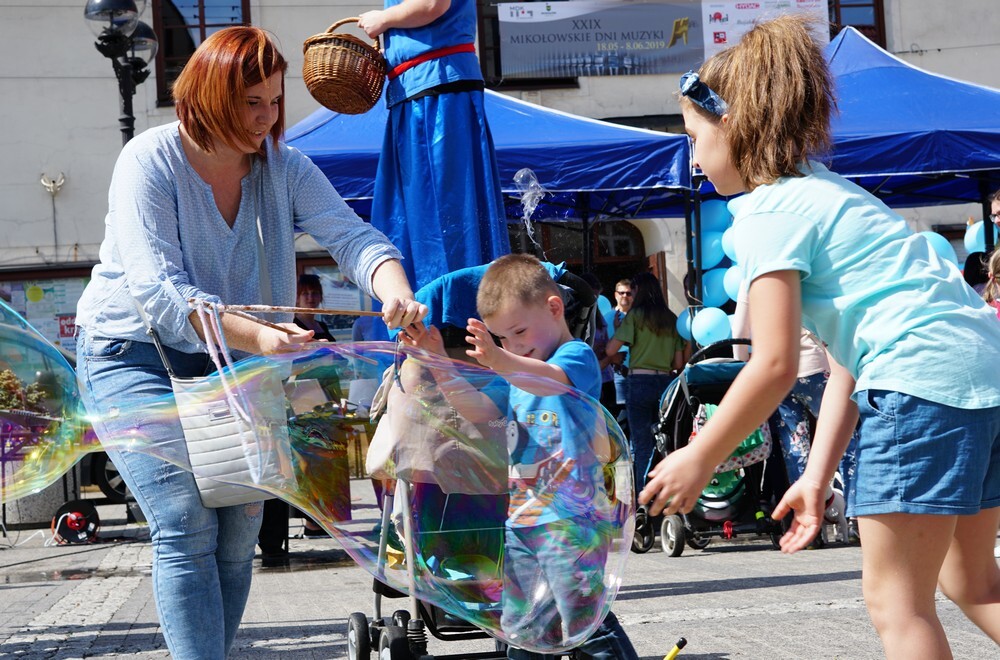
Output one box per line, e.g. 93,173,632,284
708,11,729,23
734,2,761,8
713,31,727,44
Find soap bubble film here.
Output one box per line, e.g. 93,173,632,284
4,327,633,653
0,300,96,503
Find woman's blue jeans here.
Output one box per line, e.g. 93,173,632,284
76,328,263,660
624,373,674,495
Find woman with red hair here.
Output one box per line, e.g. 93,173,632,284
75,27,425,658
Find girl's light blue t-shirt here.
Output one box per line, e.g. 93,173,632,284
729,161,1000,409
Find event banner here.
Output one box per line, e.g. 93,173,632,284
498,0,829,79
702,0,829,59
498,1,704,78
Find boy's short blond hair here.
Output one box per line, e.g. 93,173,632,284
477,254,561,319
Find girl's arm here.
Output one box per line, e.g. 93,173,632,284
772,353,858,553
605,337,625,357
358,0,451,38
640,271,802,516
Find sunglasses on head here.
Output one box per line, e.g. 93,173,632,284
679,71,729,117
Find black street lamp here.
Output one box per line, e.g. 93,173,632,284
84,0,158,146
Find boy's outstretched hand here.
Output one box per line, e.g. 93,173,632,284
466,318,507,371
398,322,446,357
638,445,714,517
769,477,825,554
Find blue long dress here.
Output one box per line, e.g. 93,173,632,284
372,0,510,291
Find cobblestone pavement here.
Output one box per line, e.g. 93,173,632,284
1,484,997,659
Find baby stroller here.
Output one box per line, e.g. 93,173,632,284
634,338,786,556
347,263,599,660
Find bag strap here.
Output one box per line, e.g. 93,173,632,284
254,166,272,307
132,299,177,378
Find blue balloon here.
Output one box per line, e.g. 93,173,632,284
691,307,732,346
677,307,694,341
721,226,737,262
964,222,986,255
699,231,725,270
701,200,732,233
597,294,613,319
702,268,729,308
723,265,744,302
918,231,958,266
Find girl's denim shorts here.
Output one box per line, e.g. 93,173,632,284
850,389,1000,517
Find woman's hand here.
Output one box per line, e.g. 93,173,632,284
638,444,715,516
259,323,314,354
770,477,825,553
399,322,446,356
370,260,427,329
381,297,427,330
357,10,389,38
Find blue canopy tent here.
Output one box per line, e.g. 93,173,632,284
286,90,693,272
825,26,1000,217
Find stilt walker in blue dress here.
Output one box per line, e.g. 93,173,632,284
359,0,510,291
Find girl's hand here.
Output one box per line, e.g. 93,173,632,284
399,322,446,356
770,477,825,554
357,10,389,38
465,318,506,370
638,445,715,516
381,297,428,330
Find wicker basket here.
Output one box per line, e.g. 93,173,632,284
303,17,386,115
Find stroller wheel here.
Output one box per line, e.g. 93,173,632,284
686,532,711,550
378,625,411,660
347,612,371,659
392,609,411,629
631,509,655,554
660,515,685,557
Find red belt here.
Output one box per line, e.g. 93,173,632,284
387,43,476,80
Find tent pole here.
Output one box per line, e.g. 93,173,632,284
981,179,995,253
691,183,705,306
577,192,592,273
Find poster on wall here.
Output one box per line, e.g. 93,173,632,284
702,0,829,58
304,265,372,343
0,277,88,355
498,1,704,79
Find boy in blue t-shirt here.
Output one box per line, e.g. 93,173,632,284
404,254,637,659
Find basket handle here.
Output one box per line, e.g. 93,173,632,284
326,16,381,52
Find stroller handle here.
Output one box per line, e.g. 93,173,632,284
689,338,752,365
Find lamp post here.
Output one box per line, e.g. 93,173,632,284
84,0,158,146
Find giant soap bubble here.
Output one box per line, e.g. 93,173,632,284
0,301,97,503
3,320,633,654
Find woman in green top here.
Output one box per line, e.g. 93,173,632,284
606,272,686,497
